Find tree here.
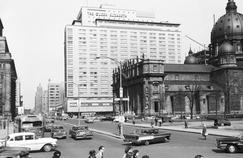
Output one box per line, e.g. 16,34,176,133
185,81,200,119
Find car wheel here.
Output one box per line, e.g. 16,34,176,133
43,144,52,152
145,141,149,145
226,144,237,153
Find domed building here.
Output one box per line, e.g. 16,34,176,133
113,0,243,117
209,0,243,66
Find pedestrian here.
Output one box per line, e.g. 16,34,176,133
88,150,96,158
117,122,121,135
52,150,61,158
184,119,188,128
194,155,204,158
132,149,139,158
150,118,154,128
132,117,135,125
96,146,105,158
141,155,150,158
158,117,162,126
122,145,133,158
201,123,207,140
154,117,158,126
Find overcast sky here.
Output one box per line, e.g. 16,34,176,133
0,0,242,109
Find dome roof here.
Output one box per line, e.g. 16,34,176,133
184,49,199,64
218,40,235,54
211,0,243,43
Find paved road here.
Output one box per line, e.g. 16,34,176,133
30,119,243,158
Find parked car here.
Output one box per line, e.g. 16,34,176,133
0,132,57,152
101,116,114,121
216,134,243,153
123,128,171,145
0,146,31,158
214,118,231,126
51,125,67,139
84,117,95,123
69,125,93,140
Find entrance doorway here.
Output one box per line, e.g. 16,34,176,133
154,101,159,112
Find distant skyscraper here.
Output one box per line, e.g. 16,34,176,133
42,90,48,114
64,5,182,114
35,84,43,115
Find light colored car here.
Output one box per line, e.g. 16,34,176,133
84,117,95,123
0,132,57,152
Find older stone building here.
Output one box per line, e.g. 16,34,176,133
112,0,243,117
0,19,18,120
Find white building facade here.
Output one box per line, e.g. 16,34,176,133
64,5,182,114
48,83,64,112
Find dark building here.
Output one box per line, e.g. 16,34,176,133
112,0,243,117
0,19,18,120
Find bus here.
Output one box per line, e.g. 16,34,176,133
14,115,44,137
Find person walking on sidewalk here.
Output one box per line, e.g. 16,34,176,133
154,117,158,126
96,146,105,158
201,123,207,140
184,119,188,128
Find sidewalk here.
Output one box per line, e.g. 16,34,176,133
90,119,243,139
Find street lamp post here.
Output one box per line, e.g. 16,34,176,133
96,57,123,115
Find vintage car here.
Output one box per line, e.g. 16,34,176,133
214,118,231,126
84,117,95,123
123,128,171,145
216,134,243,153
100,116,114,121
69,125,93,140
0,132,57,152
44,123,53,132
0,146,31,158
51,125,67,139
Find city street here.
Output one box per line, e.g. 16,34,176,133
30,119,243,158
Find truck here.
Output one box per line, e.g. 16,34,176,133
123,128,171,145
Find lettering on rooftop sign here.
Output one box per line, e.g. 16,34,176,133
87,10,128,19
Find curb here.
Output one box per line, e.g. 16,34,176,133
124,123,236,137
90,128,122,139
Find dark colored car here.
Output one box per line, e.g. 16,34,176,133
0,146,31,158
123,128,171,145
44,123,53,132
101,116,114,121
51,125,67,139
214,118,231,126
69,125,93,140
216,134,243,153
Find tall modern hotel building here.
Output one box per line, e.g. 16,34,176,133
64,5,182,115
